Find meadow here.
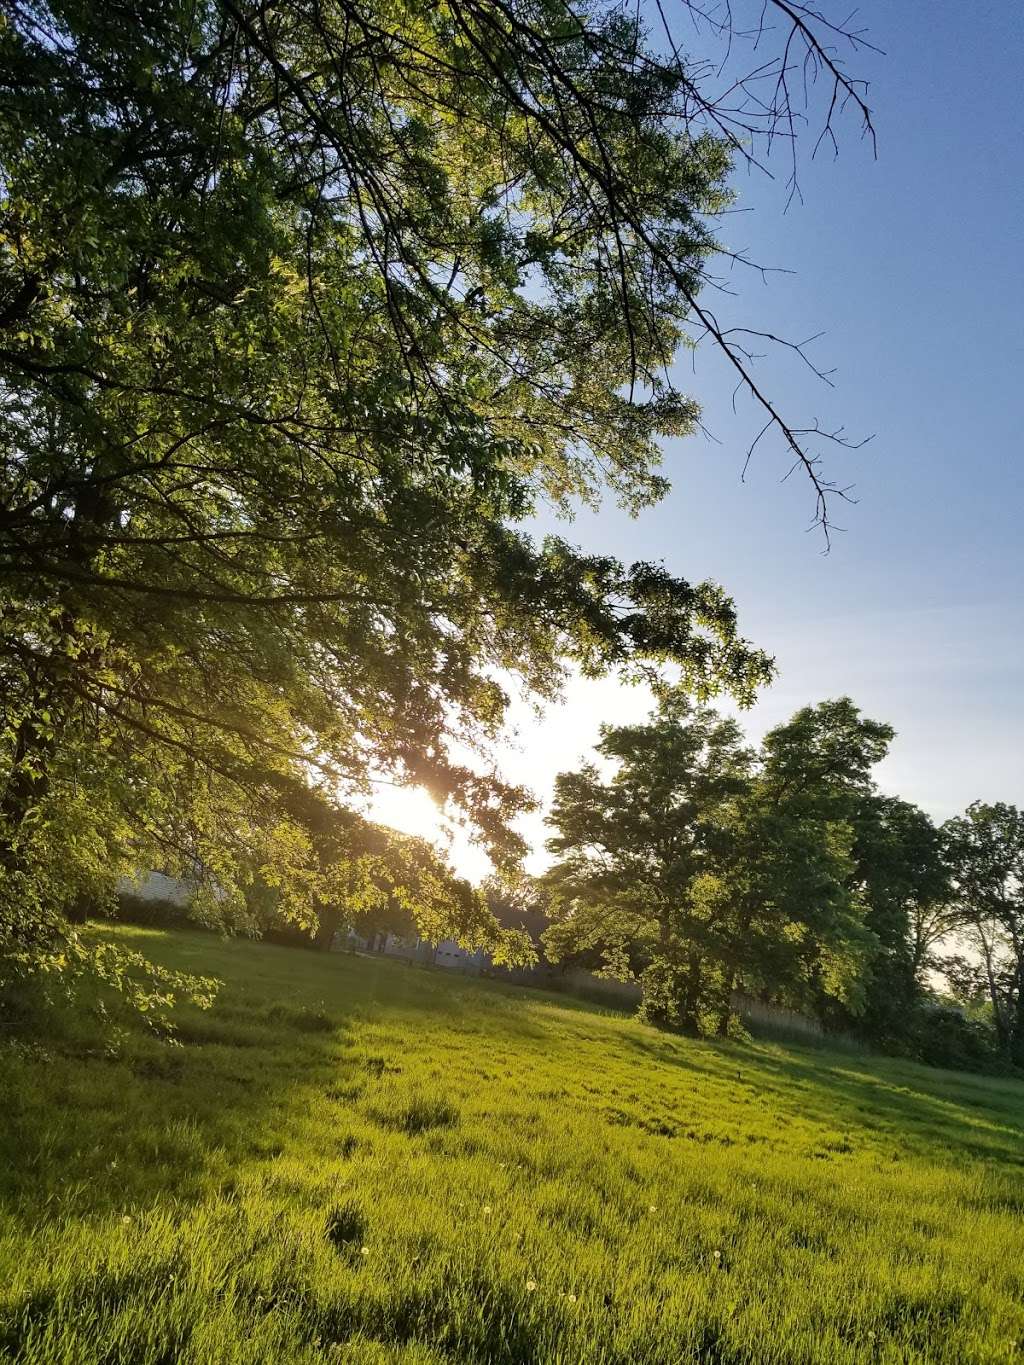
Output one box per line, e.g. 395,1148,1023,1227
3,927,1024,1364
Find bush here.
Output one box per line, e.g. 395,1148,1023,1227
903,1003,1002,1073
114,891,195,929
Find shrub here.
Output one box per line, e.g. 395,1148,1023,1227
903,1003,1002,1073
114,891,195,930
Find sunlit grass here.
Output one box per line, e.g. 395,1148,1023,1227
3,925,1024,1363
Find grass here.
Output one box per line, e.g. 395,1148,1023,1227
3,927,1024,1363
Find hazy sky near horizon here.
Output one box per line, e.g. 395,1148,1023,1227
373,0,1024,879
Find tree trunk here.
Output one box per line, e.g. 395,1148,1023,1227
1010,960,1024,1068
716,967,736,1036
976,921,1009,1052
314,905,342,951
677,950,704,1033
717,899,755,1036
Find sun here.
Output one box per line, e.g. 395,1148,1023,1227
368,783,446,844
366,783,493,883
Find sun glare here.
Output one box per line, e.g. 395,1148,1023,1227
369,784,446,845
367,783,493,883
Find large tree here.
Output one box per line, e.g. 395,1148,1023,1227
686,698,897,1033
725,721,953,1050
0,0,872,994
745,699,893,1024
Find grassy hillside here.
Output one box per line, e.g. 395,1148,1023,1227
3,928,1024,1364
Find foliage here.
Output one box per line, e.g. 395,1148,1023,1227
482,873,550,947
542,694,751,1031
898,1001,1002,1075
937,952,994,1012
0,923,218,1032
246,782,534,963
114,889,196,931
942,802,1024,1064
541,692,987,1057
2,0,858,995
5,924,1024,1364
710,699,896,1028
847,795,951,1048
542,695,921,1036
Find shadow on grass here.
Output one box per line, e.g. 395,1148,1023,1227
0,924,621,1225
7,922,1024,1235
745,1044,1024,1166
0,930,372,1222
608,1013,1024,1167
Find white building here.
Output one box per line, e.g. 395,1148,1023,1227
345,929,487,973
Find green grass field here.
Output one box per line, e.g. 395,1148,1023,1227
4,926,1024,1364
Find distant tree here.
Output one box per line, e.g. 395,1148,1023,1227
543,695,911,1036
737,711,954,1050
542,695,752,1030
703,798,864,1034
847,796,951,1046
712,699,894,1033
935,952,993,1013
256,779,533,960
942,803,1024,1064
482,875,549,948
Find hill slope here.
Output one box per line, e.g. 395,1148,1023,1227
3,927,1024,1364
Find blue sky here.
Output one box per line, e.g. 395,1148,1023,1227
375,0,1024,875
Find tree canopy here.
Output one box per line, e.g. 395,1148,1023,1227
942,803,1024,1064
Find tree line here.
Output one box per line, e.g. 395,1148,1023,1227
533,694,1024,1071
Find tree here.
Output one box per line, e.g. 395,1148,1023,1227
741,709,961,1050
705,699,894,1033
943,802,1024,1063
543,696,904,1036
542,695,752,1030
0,0,873,997
850,796,950,1044
482,874,550,946
248,778,532,962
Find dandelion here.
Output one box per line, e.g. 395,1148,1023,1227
121,1215,133,1225
482,1204,493,1215
712,1249,721,1262
567,1293,577,1304
526,1280,537,1292
648,1205,657,1213
360,1246,370,1257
